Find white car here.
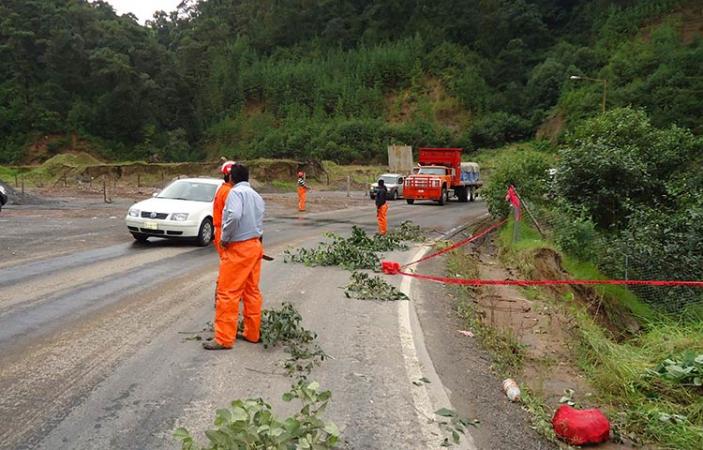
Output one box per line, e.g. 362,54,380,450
369,173,405,200
125,177,223,246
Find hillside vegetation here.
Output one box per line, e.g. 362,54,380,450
1,0,701,163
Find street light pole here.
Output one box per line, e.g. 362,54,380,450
569,75,608,114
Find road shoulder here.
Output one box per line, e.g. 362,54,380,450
411,245,555,449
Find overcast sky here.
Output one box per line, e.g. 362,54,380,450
104,0,182,23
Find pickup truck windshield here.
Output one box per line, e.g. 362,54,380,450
417,167,446,176
157,181,218,202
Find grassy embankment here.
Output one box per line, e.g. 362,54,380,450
448,215,703,448
0,154,388,193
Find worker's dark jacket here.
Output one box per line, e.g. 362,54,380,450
375,186,387,208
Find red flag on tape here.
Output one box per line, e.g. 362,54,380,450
505,185,521,220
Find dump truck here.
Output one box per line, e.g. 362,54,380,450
403,147,481,205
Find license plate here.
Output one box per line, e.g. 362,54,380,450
143,221,158,230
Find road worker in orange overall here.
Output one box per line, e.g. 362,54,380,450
376,178,388,235
213,161,235,257
297,171,309,211
204,163,265,350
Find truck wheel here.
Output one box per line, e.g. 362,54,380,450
406,199,415,205
457,187,468,203
438,187,447,205
391,190,397,200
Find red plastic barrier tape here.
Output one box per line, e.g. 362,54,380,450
383,215,703,288
385,269,703,288
402,219,507,268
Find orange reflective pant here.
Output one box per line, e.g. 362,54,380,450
214,238,264,347
298,186,307,211
214,226,223,258
377,203,388,235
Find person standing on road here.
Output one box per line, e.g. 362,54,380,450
213,161,235,257
297,171,309,212
376,179,388,235
204,163,265,350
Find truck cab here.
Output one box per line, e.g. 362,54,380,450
403,148,481,205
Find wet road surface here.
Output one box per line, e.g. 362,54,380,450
0,197,546,449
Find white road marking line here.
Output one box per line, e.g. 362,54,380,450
397,223,477,450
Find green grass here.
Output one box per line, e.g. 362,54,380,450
269,179,297,192
0,165,19,181
497,217,703,449
497,218,657,322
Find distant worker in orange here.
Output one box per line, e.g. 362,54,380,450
376,178,388,235
213,161,235,257
297,171,309,211
204,163,265,350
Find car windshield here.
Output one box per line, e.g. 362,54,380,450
380,176,398,185
418,167,446,175
157,181,218,202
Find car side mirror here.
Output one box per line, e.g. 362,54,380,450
399,178,403,183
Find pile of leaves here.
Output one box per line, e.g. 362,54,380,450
344,271,408,301
647,352,703,387
260,303,326,379
283,221,425,271
175,380,340,450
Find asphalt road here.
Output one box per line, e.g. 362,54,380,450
0,194,546,450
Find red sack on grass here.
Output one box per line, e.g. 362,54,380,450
552,404,610,446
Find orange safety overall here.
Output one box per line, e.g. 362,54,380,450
377,203,388,235
297,186,307,211
214,238,264,347
212,183,232,257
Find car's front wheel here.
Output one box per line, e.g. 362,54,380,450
196,218,213,247
132,233,149,243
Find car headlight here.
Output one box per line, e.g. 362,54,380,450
171,213,189,221
128,209,140,217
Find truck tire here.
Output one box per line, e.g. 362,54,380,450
438,187,447,205
406,199,415,205
456,186,468,202
391,190,397,200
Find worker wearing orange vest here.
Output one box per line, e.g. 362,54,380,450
213,161,235,256
376,179,388,235
297,171,309,212
204,163,265,350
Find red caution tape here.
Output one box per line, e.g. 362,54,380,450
380,217,703,288
395,270,703,288
401,219,507,268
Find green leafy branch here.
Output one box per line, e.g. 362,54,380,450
174,380,340,450
344,271,408,301
435,408,480,447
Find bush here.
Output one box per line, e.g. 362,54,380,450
557,107,698,229
549,202,600,261
483,147,554,217
469,112,532,148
